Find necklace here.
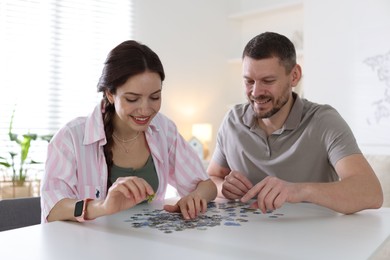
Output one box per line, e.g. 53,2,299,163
112,132,140,153
112,132,140,143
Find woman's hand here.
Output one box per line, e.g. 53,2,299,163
163,192,208,220
102,176,154,215
163,179,216,220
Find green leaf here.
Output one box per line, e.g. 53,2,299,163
0,162,11,168
30,160,43,164
8,107,16,134
40,134,53,142
23,133,38,140
3,106,52,180
8,132,19,143
20,136,32,163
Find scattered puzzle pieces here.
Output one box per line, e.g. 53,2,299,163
125,200,284,234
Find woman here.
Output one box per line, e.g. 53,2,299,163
41,40,217,223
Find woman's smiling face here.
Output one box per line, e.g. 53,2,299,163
107,71,162,133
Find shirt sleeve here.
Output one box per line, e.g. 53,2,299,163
40,126,79,223
210,112,230,169
165,119,209,197
317,105,362,166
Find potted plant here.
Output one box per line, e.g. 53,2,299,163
0,109,52,198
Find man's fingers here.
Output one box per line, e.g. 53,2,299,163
249,200,259,209
226,172,253,193
241,182,264,202
223,181,246,197
236,173,254,190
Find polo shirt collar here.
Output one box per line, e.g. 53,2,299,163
243,103,256,129
284,92,303,130
242,92,303,131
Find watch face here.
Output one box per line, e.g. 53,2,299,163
74,200,84,217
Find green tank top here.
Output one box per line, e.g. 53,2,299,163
110,155,159,193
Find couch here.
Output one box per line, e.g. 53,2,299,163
366,155,390,208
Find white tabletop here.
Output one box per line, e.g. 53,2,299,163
1,199,390,260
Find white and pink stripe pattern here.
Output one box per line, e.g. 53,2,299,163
40,104,208,222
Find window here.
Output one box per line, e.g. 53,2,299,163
0,0,134,178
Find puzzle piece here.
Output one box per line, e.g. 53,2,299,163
125,201,284,234
146,194,155,203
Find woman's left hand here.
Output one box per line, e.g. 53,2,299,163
163,193,208,220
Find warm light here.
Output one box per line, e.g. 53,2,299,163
192,123,212,144
191,123,212,160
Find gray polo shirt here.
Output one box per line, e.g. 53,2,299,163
212,93,361,184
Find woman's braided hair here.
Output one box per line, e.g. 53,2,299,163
96,40,165,189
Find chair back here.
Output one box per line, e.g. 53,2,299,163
0,197,41,232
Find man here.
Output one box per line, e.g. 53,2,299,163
208,32,383,214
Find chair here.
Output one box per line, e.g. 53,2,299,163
0,196,41,232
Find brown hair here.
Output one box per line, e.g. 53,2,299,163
96,40,165,188
242,32,297,73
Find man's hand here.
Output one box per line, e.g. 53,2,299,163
241,176,302,213
222,170,254,200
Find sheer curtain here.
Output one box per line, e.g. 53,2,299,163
0,0,134,177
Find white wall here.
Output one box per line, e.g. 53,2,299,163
133,0,241,156
303,0,390,154
133,0,390,156
133,0,303,157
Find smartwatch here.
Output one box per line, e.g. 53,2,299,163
74,198,94,222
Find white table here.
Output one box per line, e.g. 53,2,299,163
1,199,390,260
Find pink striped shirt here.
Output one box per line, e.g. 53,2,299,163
40,104,208,222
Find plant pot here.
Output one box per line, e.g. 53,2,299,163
0,180,39,199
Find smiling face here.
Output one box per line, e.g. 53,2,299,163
243,56,300,119
106,71,162,135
